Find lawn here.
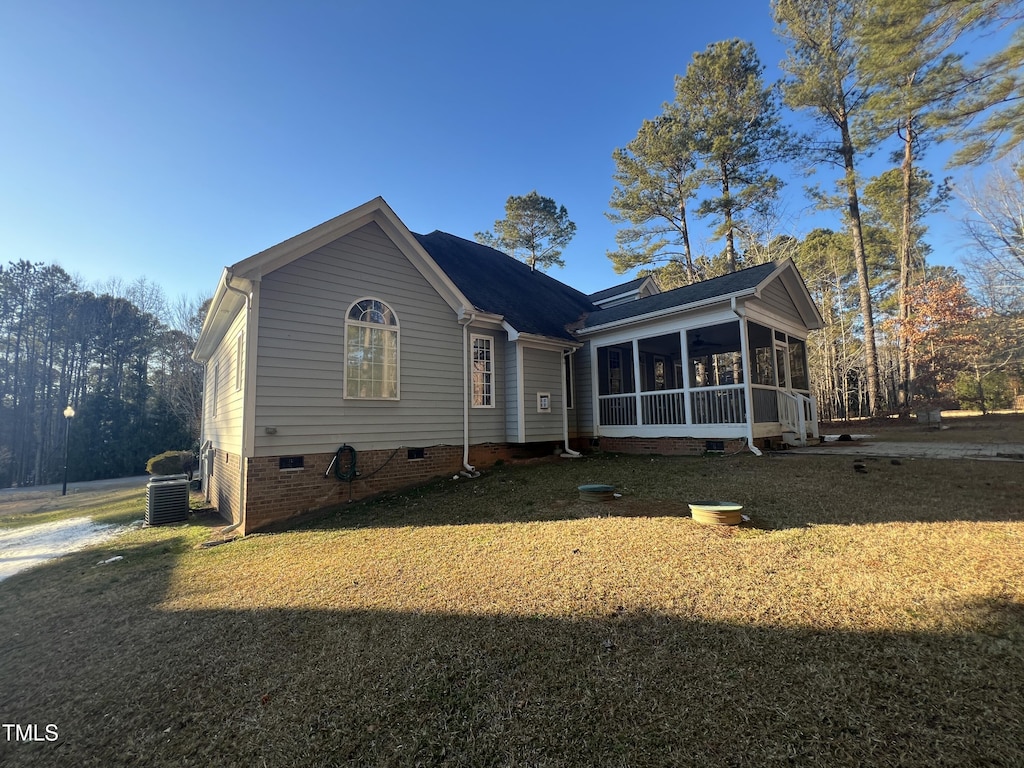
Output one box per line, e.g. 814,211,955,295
1,452,1022,767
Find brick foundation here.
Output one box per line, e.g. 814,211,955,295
210,441,602,533
242,445,466,532
208,450,242,525
468,441,566,465
597,436,747,456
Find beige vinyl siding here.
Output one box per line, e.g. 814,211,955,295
467,329,507,444
759,280,804,328
254,221,464,454
504,341,521,442
203,306,246,455
522,346,564,442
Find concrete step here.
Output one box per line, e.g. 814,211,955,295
782,431,806,447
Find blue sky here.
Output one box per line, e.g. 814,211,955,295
0,0,981,305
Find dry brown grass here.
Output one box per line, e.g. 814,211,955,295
1,453,1021,767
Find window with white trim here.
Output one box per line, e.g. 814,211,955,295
345,298,399,399
471,334,494,408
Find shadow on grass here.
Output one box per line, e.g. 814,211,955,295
1,535,1022,767
293,453,1024,533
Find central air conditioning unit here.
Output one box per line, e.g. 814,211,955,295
146,474,190,525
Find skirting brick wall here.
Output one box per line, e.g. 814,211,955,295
209,441,599,533
209,449,242,525
597,436,747,456
241,444,470,533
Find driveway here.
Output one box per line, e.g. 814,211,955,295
789,439,1024,461
0,475,148,581
0,517,131,581
0,475,149,518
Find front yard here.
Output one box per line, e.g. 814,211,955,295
1,451,1021,766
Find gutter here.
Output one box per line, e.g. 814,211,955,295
219,269,253,535
501,321,582,352
578,288,758,336
732,297,762,457
460,309,478,475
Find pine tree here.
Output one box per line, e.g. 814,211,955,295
773,0,884,415
607,112,701,285
476,191,576,272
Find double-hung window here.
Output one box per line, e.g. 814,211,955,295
471,335,494,407
345,298,399,399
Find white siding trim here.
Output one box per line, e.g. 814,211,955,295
589,342,600,437
242,281,260,459
516,341,525,442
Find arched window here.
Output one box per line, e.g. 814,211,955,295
344,298,399,399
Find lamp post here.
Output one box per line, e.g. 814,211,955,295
62,404,75,496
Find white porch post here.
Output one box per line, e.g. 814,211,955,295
590,342,600,437
632,339,642,427
681,330,693,425
734,305,758,453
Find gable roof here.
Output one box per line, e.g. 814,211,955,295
579,259,823,332
587,275,661,308
195,197,823,363
588,277,648,303
413,230,596,341
194,197,474,362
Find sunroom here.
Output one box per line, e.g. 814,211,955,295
591,319,816,444
578,260,824,449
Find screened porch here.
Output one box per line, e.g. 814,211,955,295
595,320,816,439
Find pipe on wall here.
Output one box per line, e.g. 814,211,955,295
732,297,762,457
219,270,253,534
460,311,478,474
561,347,581,458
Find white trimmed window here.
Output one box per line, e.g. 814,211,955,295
345,298,399,399
471,334,494,408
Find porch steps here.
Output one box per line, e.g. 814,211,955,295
781,431,806,447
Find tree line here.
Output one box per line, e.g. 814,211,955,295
0,261,204,488
479,2,1021,419
604,0,1023,418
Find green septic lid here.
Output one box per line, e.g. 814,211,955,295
578,484,616,493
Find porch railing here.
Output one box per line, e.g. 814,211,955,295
598,394,637,426
690,385,746,425
641,390,686,425
778,391,819,441
599,385,749,427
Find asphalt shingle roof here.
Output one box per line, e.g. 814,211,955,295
415,231,783,338
581,262,778,328
414,231,597,340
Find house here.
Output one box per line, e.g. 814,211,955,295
193,197,823,532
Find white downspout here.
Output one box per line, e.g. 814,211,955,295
732,297,762,457
220,270,252,534
561,348,581,458
460,312,478,475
